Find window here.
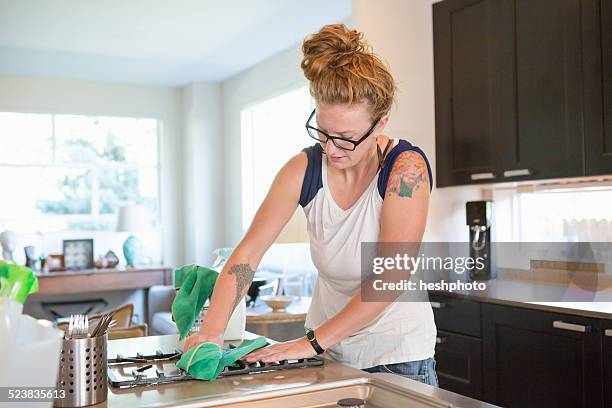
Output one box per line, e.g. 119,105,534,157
517,187,612,242
490,185,612,242
0,112,160,232
240,86,314,230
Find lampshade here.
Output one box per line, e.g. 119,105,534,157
116,205,151,233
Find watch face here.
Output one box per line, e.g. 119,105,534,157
307,330,314,340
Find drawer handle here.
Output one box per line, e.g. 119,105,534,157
470,172,495,181
436,336,447,344
503,168,532,177
430,301,446,309
553,320,591,333
605,329,612,337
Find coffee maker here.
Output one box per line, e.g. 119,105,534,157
466,201,495,280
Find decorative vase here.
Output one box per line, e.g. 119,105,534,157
122,235,143,268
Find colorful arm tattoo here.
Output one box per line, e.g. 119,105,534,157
385,151,429,198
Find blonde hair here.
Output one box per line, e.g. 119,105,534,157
301,24,396,120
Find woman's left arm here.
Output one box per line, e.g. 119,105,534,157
245,150,430,363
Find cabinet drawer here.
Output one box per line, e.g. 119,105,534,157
435,329,482,400
429,293,481,337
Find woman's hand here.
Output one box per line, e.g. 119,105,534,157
244,337,316,363
182,331,224,352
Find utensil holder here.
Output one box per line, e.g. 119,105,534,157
54,333,107,407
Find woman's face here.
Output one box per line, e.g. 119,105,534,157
314,101,387,170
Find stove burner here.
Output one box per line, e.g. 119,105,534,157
107,344,325,388
108,349,182,364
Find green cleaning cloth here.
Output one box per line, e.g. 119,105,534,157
0,261,38,304
171,264,219,340
177,336,268,381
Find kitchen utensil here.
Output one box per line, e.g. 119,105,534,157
91,312,115,337
66,314,89,339
260,295,298,312
54,332,107,407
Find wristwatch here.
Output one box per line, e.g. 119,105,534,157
305,327,325,355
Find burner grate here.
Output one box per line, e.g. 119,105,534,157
107,346,324,388
108,349,182,364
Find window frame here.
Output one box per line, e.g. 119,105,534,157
239,85,314,232
0,111,163,232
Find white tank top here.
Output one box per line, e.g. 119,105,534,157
299,138,437,369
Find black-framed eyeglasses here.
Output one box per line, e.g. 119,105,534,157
305,109,381,151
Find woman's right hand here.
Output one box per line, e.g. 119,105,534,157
182,331,224,352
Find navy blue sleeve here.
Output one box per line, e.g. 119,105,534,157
377,140,433,198
299,143,324,207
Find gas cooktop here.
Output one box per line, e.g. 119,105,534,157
107,344,324,388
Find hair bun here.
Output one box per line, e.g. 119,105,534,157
300,24,396,120
301,24,369,81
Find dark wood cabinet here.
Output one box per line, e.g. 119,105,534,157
435,329,483,399
482,303,604,408
496,0,585,181
429,293,483,399
433,0,610,186
433,0,505,186
584,0,612,175
603,321,612,408
430,292,481,337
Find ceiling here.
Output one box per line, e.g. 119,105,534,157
0,0,351,86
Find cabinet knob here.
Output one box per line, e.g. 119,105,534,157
470,172,496,180
503,168,532,177
605,329,612,337
430,301,446,309
552,320,591,333
436,336,448,344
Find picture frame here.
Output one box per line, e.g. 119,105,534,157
47,254,65,272
62,239,94,270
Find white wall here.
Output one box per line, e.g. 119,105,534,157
352,0,483,241
181,82,225,265
221,46,310,246
0,75,185,267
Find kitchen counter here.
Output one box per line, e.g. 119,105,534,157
431,276,612,320
98,333,499,407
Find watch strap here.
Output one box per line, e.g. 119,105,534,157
305,328,325,355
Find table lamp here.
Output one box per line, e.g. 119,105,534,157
116,205,150,267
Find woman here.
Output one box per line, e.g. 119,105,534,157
184,23,438,386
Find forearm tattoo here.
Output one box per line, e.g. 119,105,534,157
386,151,428,198
227,263,255,311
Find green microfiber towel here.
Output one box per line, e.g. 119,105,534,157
0,261,38,304
171,264,218,340
177,336,268,381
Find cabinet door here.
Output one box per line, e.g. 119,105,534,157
482,304,603,408
435,330,483,399
497,0,585,181
433,0,506,187
584,0,612,175
604,321,612,408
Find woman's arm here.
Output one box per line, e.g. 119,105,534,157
245,150,430,362
183,152,307,351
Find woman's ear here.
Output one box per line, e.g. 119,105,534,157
377,113,390,132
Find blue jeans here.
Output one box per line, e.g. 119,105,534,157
363,357,439,387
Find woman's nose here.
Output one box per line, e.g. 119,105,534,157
325,139,339,155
